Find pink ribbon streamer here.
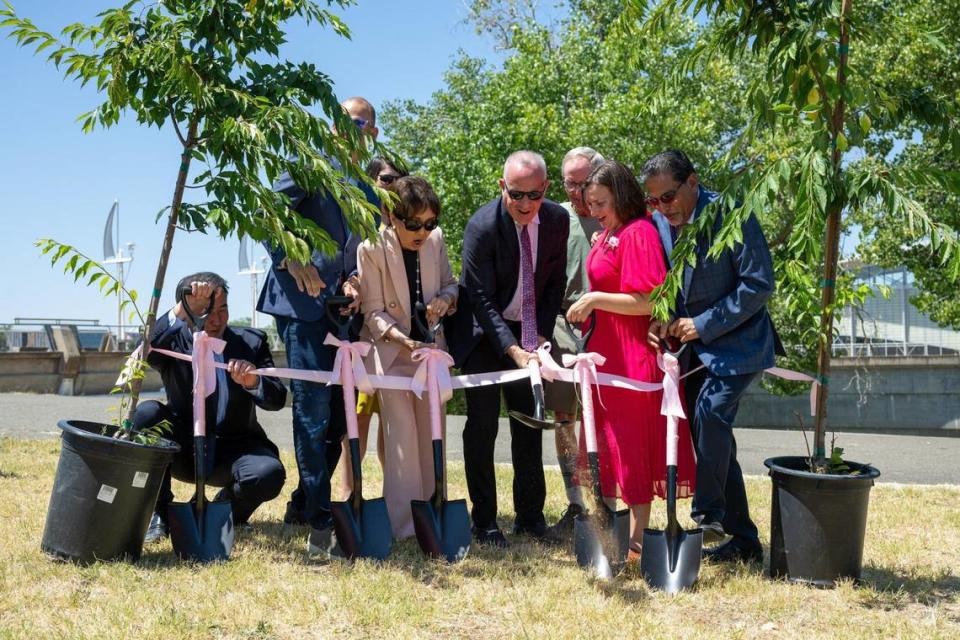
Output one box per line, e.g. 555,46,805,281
190,331,226,438
764,367,819,417
411,347,455,440
657,351,687,466
324,334,374,396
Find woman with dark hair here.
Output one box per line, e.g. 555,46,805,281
565,160,696,561
365,157,408,190
356,175,458,539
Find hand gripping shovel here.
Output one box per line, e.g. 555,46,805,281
508,316,595,431
327,296,393,561
168,331,235,562
570,316,629,579
640,340,703,593
410,304,472,562
176,285,217,331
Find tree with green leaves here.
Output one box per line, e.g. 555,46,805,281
630,0,960,469
2,0,381,428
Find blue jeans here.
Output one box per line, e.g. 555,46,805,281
276,316,344,530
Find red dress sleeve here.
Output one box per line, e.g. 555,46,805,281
618,219,667,294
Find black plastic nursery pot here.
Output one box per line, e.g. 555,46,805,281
41,420,180,564
764,456,881,587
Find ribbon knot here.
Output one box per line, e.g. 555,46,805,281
191,331,226,438
535,343,567,382
657,351,686,420
411,347,455,403
324,333,374,395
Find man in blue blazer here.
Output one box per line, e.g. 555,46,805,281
447,150,569,547
136,273,287,543
257,96,380,555
643,149,779,564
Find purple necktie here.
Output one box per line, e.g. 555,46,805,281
520,224,537,352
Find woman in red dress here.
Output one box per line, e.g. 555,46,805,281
566,160,696,558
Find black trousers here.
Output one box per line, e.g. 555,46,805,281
133,400,286,525
682,362,761,545
462,326,545,530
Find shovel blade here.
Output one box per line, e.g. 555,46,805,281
640,527,703,593
507,410,561,431
411,498,471,563
573,509,630,579
330,497,393,561
168,498,234,563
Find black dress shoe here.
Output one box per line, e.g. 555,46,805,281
513,521,562,546
472,525,510,548
283,501,308,526
703,539,763,564
143,512,168,544
547,503,584,538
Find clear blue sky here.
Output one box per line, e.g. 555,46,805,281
0,0,508,331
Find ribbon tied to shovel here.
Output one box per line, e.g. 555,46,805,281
191,331,226,438
324,334,374,396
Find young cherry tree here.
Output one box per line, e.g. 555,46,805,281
631,0,960,469
2,0,382,427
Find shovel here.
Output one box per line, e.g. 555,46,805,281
640,340,703,593
327,295,393,561
569,315,629,579
409,303,471,562
176,285,216,331
168,329,234,563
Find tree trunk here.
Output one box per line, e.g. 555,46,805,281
123,117,199,427
812,0,853,469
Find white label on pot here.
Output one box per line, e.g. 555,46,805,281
96,484,117,504
132,471,149,488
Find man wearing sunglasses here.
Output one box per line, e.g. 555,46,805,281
447,150,569,548
257,96,381,557
643,149,781,566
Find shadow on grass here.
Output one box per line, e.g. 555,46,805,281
857,564,960,609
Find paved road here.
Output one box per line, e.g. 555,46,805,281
2,392,957,485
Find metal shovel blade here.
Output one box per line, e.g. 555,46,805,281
411,497,471,563
168,498,234,563
573,508,630,579
330,495,393,561
640,524,703,593
507,410,565,431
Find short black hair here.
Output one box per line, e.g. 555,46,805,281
640,149,696,184
392,176,441,221
585,160,646,223
175,272,229,297
365,157,408,180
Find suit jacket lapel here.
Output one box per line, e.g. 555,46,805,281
384,228,411,321
653,213,674,268
498,199,520,298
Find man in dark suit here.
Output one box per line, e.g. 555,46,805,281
137,273,287,544
257,96,380,555
643,149,779,565
448,150,569,547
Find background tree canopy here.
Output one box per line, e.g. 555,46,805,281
381,0,960,381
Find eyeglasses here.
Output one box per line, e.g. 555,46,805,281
352,117,369,129
645,182,684,209
378,173,400,185
563,180,587,192
506,189,544,201
398,217,439,232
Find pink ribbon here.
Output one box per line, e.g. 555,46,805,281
190,331,226,438
561,351,607,451
765,367,819,416
411,347,455,440
324,334,374,396
657,351,687,466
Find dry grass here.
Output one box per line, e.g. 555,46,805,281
0,436,958,639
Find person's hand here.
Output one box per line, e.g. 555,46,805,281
668,317,700,343
506,344,539,369
565,293,595,324
647,320,666,350
590,230,602,246
342,277,361,314
227,359,259,390
177,281,218,324
287,259,326,298
426,295,451,324
405,338,438,352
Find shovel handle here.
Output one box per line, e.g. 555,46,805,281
325,295,355,339
178,286,216,330
563,313,597,354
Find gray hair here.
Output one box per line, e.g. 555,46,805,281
503,150,547,181
562,147,605,174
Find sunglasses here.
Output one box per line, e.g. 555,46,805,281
506,189,544,201
352,117,369,129
645,182,684,209
378,173,400,185
398,217,439,232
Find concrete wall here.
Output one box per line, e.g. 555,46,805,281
0,352,162,395
739,356,960,436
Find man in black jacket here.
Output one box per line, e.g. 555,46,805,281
447,151,569,547
137,272,287,543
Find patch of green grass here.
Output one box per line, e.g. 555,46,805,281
0,437,958,639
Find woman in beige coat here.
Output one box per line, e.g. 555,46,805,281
357,176,459,539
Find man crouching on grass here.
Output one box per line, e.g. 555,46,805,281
135,272,287,544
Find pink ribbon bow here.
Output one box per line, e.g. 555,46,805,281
412,347,456,440
535,343,569,383
324,333,374,396
191,331,226,438
657,351,687,466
